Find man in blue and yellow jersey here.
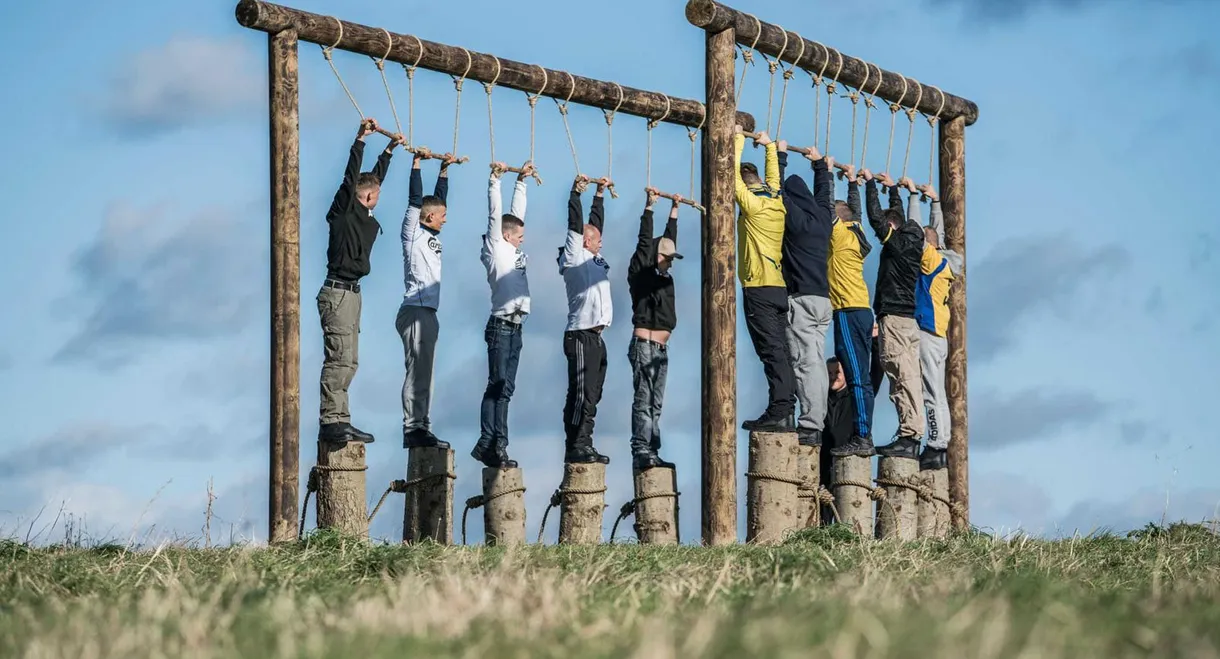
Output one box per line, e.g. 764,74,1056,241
823,160,878,458
734,126,795,432
910,183,962,471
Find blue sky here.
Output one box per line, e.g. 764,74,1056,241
1,0,1218,545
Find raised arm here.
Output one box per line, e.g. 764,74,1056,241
567,185,584,235
372,140,394,183
888,182,904,215
663,203,678,243
629,195,656,276
328,137,366,220
433,161,450,203
864,178,888,240
509,172,528,219
589,184,606,233
487,170,503,243
811,155,833,222
906,189,923,226
733,133,763,216
408,157,424,209
777,146,788,183
846,180,861,222
763,139,780,190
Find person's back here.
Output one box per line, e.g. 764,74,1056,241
733,135,787,289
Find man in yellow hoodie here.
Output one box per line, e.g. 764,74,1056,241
734,126,794,432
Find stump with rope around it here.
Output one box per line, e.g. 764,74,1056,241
746,430,801,544
473,467,526,546
402,446,455,545
631,466,679,545
312,439,369,538
832,455,874,536
557,462,606,545
917,467,952,539
795,443,822,528
874,456,919,540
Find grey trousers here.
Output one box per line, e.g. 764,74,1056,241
878,315,925,439
628,337,669,456
919,331,950,450
395,303,439,432
318,286,361,425
786,294,832,433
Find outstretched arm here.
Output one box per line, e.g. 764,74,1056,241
812,153,833,221
629,192,656,276
777,141,788,183
663,199,679,242
762,134,780,190
589,181,606,233
846,179,861,222
509,167,529,219
488,169,503,243
327,122,372,220
864,177,887,240
733,132,763,216
372,138,395,183
567,181,584,235
433,159,451,203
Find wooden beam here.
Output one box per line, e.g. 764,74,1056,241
268,28,301,544
685,0,979,126
701,26,738,546
939,115,969,529
236,0,756,131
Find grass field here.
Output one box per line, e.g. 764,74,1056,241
2,523,1219,658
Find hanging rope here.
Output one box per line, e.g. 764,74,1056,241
824,49,844,156
483,56,502,164
734,15,764,105
602,83,624,181
400,36,424,148
807,42,830,149
689,105,705,204
859,64,882,172
526,65,548,165
554,72,581,175
761,28,789,135
900,83,925,183
646,95,672,189
884,75,910,178
924,85,946,190
320,17,364,121
371,28,402,136
844,63,870,172
775,36,804,141
450,47,473,158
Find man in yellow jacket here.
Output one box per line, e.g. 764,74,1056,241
734,126,795,431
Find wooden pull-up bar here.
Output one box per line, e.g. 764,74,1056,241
685,0,979,126
236,0,757,131
647,186,706,212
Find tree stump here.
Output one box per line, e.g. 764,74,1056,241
832,455,873,536
746,431,800,544
481,467,526,546
558,462,606,545
875,456,919,540
633,466,679,545
315,440,368,538
795,444,822,528
402,447,454,545
918,467,951,538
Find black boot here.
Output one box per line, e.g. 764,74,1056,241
876,436,921,459
919,446,948,471
471,443,518,469
565,444,610,464
319,422,375,445
829,435,876,458
742,410,795,432
797,429,823,447
403,428,450,450
632,452,676,471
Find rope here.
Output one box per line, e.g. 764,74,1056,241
297,464,370,537
734,14,763,105
762,27,788,135
320,17,364,121
526,65,548,164
807,42,830,149
846,63,870,170
554,72,581,174
824,50,844,156
602,83,624,180
925,85,946,188
689,105,705,203
368,480,404,524
536,486,608,544
372,28,402,137
401,35,424,147
775,35,804,141
884,76,910,178
900,83,924,182
859,64,882,172
484,56,502,164
831,478,896,534
745,471,806,487
645,95,672,189
460,485,527,545
797,485,841,528
451,47,473,157
608,490,681,542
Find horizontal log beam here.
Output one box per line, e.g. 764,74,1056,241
236,0,757,131
685,0,979,126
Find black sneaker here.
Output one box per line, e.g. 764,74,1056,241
876,436,921,459
632,452,676,471
319,422,375,445
919,446,948,471
797,429,823,447
403,428,451,450
471,443,518,469
829,435,876,458
565,445,610,464
742,413,795,432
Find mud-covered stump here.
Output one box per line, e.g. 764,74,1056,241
832,455,873,536
481,467,526,546
558,462,606,545
315,440,368,538
875,456,918,540
746,431,800,544
403,447,454,545
633,466,679,545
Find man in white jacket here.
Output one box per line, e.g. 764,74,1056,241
473,161,535,469
558,175,613,464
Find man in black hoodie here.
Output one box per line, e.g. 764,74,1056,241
859,170,926,459
820,356,856,523
777,142,834,448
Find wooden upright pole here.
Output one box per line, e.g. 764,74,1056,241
702,26,738,546
939,116,968,529
268,28,301,544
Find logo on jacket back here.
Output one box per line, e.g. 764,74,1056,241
593,255,609,270
427,236,441,255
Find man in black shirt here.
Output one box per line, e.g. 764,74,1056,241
820,356,855,524
318,119,400,445
626,189,684,471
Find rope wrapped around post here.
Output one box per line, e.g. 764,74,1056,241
298,463,370,537
368,471,457,525
608,489,681,543
797,483,841,527
536,486,608,544
460,485,527,545
830,478,898,531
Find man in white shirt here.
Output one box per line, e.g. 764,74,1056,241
557,175,613,464
395,150,455,450
473,161,535,469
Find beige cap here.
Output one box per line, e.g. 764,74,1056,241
657,237,683,260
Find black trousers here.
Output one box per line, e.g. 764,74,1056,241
563,328,607,447
742,286,796,417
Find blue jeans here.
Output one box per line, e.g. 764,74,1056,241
479,316,523,451
628,337,669,456
833,308,875,439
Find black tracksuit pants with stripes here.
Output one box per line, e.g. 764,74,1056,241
563,328,607,448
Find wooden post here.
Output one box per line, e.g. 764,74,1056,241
481,467,526,547
701,25,738,547
268,29,300,544
403,447,454,544
874,457,918,540
633,467,679,545
916,470,951,539
314,441,367,537
558,463,606,544
745,431,799,544
940,115,969,529
795,444,821,528
832,456,872,536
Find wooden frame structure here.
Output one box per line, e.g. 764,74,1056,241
686,0,978,539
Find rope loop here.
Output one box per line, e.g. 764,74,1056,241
647,95,671,131
483,56,502,95
452,47,473,92
602,83,624,126
326,16,343,52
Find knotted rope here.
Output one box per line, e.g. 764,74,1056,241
554,72,581,175
372,28,403,137
483,56,502,164
645,95,672,189
775,35,804,141
830,478,896,534
824,49,844,156
526,65,548,165
401,35,424,148
859,64,883,173
884,76,910,179
745,471,806,487
450,47,473,158
602,83,625,181
807,42,830,149
761,27,789,136
734,14,763,105
924,85,946,195
900,83,924,182
537,485,608,544
797,484,841,527
689,105,705,204
298,463,369,537
608,490,681,542
844,63,871,171
321,17,364,121
460,485,527,545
